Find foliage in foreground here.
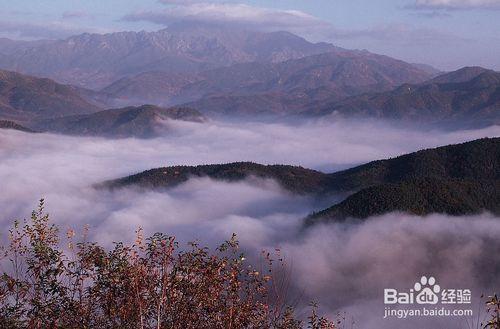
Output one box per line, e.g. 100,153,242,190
484,295,500,329
0,200,336,329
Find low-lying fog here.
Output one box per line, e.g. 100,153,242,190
1,119,499,329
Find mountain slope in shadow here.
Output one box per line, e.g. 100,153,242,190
100,162,329,194
306,178,499,223
311,67,500,128
0,70,100,122
33,105,206,138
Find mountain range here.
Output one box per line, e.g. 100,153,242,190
0,24,437,106
0,23,337,89
0,68,205,137
99,48,435,111
0,26,498,133
311,66,500,128
1,65,498,134
100,138,500,221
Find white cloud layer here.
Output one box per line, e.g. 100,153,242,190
285,213,500,329
124,2,328,32
412,0,500,9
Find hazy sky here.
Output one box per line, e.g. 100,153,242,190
0,0,499,70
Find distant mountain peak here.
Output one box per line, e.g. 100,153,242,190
431,66,493,84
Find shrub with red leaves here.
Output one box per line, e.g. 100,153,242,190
0,200,336,329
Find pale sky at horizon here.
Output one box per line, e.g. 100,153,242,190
0,0,499,70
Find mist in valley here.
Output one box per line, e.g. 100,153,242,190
0,118,499,329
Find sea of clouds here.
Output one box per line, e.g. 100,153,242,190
0,118,499,328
